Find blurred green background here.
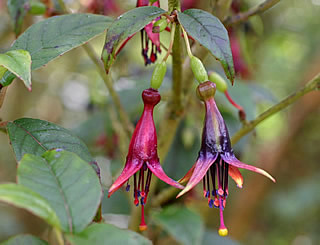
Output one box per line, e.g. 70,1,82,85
0,0,320,244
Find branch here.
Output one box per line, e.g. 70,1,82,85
223,0,281,26
231,73,320,144
82,44,134,138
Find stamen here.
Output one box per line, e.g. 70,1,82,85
217,159,224,196
134,173,139,206
203,175,207,197
210,165,217,198
140,166,145,198
218,197,228,237
224,163,229,198
144,169,152,204
126,180,130,192
139,205,147,231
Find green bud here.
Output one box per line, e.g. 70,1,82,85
153,18,168,33
190,56,208,83
208,71,228,92
29,1,46,15
150,61,167,90
149,0,158,4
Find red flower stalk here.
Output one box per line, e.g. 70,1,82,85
116,0,161,65
177,81,275,236
108,88,184,231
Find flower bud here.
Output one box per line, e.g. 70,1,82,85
150,61,167,90
29,1,46,15
152,18,168,33
208,71,228,92
190,56,208,83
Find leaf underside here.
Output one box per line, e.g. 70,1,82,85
18,150,102,233
101,6,166,73
7,117,93,163
1,13,113,87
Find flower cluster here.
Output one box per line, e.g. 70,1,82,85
108,83,275,234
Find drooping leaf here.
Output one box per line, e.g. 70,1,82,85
177,9,235,84
101,6,166,73
1,14,112,87
1,234,49,245
7,0,29,36
0,50,31,90
152,205,204,245
17,150,102,233
66,223,152,245
0,183,61,229
7,118,93,162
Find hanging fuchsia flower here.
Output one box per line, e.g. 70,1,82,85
177,81,275,236
116,0,161,65
108,88,184,231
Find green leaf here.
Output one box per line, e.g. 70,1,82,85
0,183,61,229
0,234,48,245
152,205,204,245
101,6,166,73
7,118,93,162
17,150,102,233
177,9,235,84
0,50,31,90
66,223,152,245
1,14,112,87
7,0,29,36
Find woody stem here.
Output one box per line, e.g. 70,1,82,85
231,73,320,144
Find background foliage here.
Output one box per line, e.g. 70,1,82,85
0,0,319,244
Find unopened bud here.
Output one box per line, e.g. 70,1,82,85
29,1,46,15
150,61,167,89
208,71,228,92
190,56,208,83
153,18,168,33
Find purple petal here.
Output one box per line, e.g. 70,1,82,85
108,158,143,197
222,153,276,183
176,154,217,198
146,159,184,190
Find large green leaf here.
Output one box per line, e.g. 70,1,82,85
1,14,113,87
7,118,93,162
0,50,31,90
17,150,102,233
177,9,235,84
101,6,166,73
66,223,152,245
152,205,204,245
0,234,48,245
0,183,60,229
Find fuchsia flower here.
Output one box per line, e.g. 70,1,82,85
108,88,184,231
177,81,275,236
116,0,161,65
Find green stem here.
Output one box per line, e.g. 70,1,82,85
82,44,134,139
181,27,193,58
163,23,176,62
168,0,181,12
223,0,281,26
231,73,320,144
